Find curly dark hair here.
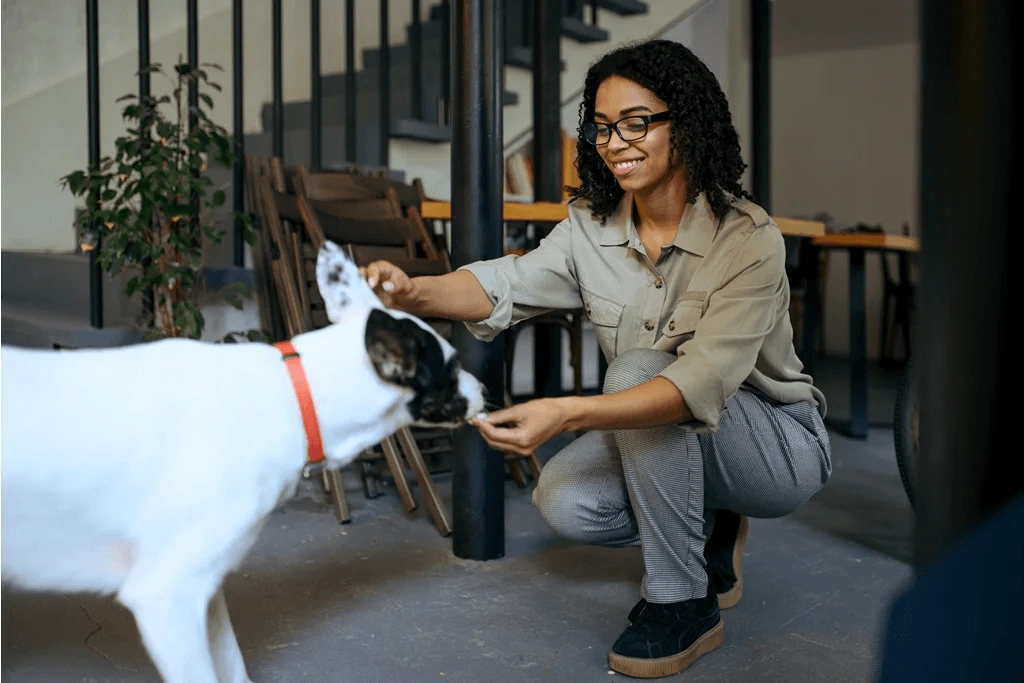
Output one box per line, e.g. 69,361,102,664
567,39,751,223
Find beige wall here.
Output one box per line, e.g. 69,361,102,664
770,41,919,359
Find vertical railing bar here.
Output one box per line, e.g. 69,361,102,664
379,0,391,167
232,0,245,266
345,0,357,162
138,0,156,313
411,0,423,120
187,0,200,252
311,0,322,169
86,0,103,329
272,0,284,158
440,0,451,125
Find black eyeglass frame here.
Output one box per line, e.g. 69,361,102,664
582,111,672,145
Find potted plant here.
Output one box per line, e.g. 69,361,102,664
62,60,255,341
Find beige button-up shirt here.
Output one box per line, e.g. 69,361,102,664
459,192,826,432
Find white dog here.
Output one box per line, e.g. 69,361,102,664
1,241,485,683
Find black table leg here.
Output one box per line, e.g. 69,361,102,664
827,248,869,439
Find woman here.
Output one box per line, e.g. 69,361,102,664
363,39,831,678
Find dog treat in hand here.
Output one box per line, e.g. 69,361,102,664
475,412,489,422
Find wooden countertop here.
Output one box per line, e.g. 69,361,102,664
812,232,920,252
420,200,827,239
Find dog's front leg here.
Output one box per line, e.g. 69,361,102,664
208,587,254,683
123,590,222,683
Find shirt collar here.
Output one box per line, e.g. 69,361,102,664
598,192,721,257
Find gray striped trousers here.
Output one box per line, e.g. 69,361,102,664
532,349,832,603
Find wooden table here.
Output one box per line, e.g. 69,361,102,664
420,200,569,223
420,199,827,239
806,231,921,439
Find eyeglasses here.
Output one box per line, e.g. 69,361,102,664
582,111,671,145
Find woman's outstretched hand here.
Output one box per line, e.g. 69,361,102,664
360,260,415,310
471,399,570,456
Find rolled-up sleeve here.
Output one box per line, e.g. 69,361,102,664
659,228,787,432
457,218,582,342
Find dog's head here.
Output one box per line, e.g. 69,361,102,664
315,241,485,427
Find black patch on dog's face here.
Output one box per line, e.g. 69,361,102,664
364,309,468,423
327,264,348,285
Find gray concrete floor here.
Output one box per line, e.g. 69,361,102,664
2,348,915,683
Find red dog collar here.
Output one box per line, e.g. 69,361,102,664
274,341,325,464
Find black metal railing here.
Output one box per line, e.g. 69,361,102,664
84,0,610,328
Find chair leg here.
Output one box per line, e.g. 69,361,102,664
526,453,543,480
880,292,892,365
395,427,453,537
359,456,381,499
505,327,519,399
324,468,351,524
507,456,529,488
380,436,417,513
901,296,913,363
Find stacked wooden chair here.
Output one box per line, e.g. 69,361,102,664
244,156,546,535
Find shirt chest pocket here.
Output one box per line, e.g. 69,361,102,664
581,287,625,360
662,294,706,342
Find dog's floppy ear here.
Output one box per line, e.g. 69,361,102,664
364,308,421,385
316,240,380,322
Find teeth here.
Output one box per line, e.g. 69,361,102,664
614,160,642,170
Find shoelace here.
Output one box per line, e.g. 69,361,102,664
630,602,681,636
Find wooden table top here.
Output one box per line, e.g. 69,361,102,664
420,200,827,239
812,232,921,252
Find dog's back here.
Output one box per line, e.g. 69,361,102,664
1,340,303,596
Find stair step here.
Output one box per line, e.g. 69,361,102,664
505,46,566,71
596,0,648,15
561,15,610,43
391,118,452,143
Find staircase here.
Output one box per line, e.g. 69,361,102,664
248,0,650,172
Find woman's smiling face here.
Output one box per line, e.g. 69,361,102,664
592,75,676,194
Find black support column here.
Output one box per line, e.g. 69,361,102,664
532,0,564,398
449,0,506,561
915,0,1020,567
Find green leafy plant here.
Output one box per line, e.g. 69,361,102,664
62,60,255,340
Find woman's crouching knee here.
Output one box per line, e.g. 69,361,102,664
531,469,596,543
531,462,637,546
603,349,677,394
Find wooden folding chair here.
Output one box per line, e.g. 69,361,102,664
252,162,353,524
291,188,456,536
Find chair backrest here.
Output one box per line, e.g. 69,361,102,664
295,167,444,264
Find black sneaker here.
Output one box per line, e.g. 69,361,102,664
704,511,749,609
609,592,724,678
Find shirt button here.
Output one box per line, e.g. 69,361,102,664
644,321,654,331
668,321,676,331
655,280,663,289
